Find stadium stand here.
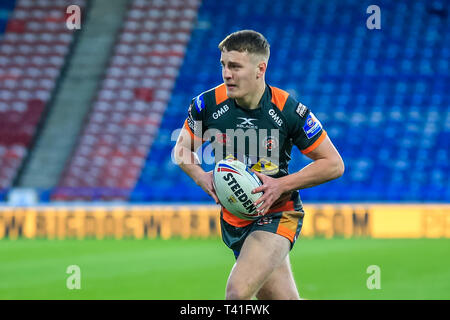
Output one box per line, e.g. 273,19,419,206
0,0,85,200
1,0,448,203
131,0,449,202
52,0,201,201
0,0,16,200
18,0,128,198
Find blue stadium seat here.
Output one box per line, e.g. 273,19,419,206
0,0,15,36
130,0,450,203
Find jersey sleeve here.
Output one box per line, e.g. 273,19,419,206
184,93,207,142
284,96,327,154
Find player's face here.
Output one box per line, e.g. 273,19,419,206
220,50,260,99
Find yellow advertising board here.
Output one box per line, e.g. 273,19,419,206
0,204,448,239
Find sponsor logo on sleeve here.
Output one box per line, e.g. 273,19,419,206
195,94,205,113
187,104,196,132
296,103,308,117
303,112,322,139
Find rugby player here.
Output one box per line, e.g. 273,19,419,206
174,30,344,300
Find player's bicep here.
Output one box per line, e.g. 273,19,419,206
176,122,202,152
173,125,203,166
177,96,207,151
303,135,342,163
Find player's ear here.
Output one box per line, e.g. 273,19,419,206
256,61,267,79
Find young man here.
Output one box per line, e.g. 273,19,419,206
174,30,344,300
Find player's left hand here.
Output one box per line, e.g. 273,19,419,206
251,171,285,215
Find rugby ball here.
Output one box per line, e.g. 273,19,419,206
213,158,263,220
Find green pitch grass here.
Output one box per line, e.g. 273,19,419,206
0,237,449,300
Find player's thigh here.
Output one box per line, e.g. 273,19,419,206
226,230,291,295
256,254,300,300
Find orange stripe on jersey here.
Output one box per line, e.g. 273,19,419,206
183,119,204,142
270,86,289,111
215,83,228,105
222,200,295,228
301,130,327,154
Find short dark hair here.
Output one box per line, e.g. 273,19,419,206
218,30,270,61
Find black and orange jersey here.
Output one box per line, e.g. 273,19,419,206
183,83,327,227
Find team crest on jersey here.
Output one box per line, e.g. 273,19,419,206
263,136,278,151
303,112,322,139
215,133,231,146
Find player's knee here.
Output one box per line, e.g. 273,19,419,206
225,281,252,300
255,286,272,300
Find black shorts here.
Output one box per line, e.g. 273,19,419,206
220,209,305,259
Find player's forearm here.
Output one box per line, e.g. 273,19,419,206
279,158,344,192
174,145,205,185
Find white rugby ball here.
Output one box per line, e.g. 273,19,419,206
213,158,263,220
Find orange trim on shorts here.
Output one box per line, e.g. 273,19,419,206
222,200,295,228
301,130,327,154
276,224,296,243
270,86,289,111
183,119,204,142
215,83,228,105
276,211,302,243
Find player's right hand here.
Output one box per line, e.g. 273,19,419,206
196,170,220,204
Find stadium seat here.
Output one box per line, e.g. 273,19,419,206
131,0,449,203
53,0,201,201
0,0,86,194
2,0,447,203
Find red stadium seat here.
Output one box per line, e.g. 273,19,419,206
52,0,201,200
6,19,26,33
0,0,87,190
